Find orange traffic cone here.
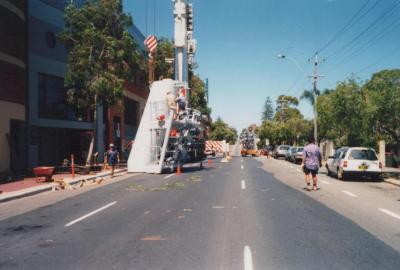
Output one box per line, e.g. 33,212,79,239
207,158,213,166
176,166,182,175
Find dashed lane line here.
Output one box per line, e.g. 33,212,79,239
65,201,117,227
342,190,357,197
165,173,175,179
378,208,400,220
241,165,244,170
241,180,246,190
244,246,254,270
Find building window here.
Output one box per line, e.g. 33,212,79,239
38,73,77,121
45,31,56,48
124,98,139,126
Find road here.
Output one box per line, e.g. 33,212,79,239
1,157,400,270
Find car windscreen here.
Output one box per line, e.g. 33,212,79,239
280,146,289,150
291,148,297,153
349,149,378,161
297,147,304,152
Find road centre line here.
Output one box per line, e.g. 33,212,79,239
378,208,400,220
244,246,254,270
241,180,246,190
165,173,175,179
342,190,357,197
241,165,244,170
65,201,117,227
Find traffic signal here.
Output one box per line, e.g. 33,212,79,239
186,3,193,31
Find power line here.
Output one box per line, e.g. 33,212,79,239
330,21,400,71
356,45,400,74
326,0,400,60
317,0,375,54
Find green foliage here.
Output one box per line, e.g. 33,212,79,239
59,0,145,114
262,96,274,121
208,117,237,144
316,71,400,147
363,69,400,144
189,74,212,115
258,95,312,146
154,38,174,80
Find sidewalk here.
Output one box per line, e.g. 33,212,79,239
0,168,127,203
382,167,400,187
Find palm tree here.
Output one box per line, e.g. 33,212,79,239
300,88,332,105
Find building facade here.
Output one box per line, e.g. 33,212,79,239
0,0,27,177
0,0,149,175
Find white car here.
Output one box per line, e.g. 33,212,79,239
326,147,382,180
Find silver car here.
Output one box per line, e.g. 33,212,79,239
273,145,291,159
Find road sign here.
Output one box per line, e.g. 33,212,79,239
144,35,158,53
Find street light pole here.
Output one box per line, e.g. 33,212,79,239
277,53,324,142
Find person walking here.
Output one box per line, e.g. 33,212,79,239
302,137,322,191
106,144,119,177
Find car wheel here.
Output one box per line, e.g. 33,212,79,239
337,168,345,180
326,165,331,177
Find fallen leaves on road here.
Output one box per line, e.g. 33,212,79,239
190,175,202,182
126,181,186,192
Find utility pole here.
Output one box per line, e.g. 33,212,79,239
309,53,324,143
276,96,288,122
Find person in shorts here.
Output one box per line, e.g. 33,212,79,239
106,144,119,177
302,136,322,191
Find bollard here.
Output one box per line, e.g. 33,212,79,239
71,154,75,178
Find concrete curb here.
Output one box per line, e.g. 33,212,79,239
384,178,400,187
0,169,127,203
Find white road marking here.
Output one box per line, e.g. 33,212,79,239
297,169,302,172
241,180,246,190
212,206,225,209
290,165,294,168
321,180,331,185
165,173,175,179
65,201,117,227
244,246,254,270
241,165,244,170
378,208,400,220
342,190,357,197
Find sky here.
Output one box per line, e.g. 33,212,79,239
123,0,400,131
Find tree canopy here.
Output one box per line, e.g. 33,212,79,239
262,96,274,121
258,95,312,146
208,117,237,144
154,38,174,80
59,0,145,114
189,74,212,115
316,69,400,147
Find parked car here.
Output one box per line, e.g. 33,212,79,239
326,147,382,180
273,145,291,159
286,147,297,161
290,147,304,164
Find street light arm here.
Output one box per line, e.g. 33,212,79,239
277,54,308,78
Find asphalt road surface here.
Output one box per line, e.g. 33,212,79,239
1,157,400,270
